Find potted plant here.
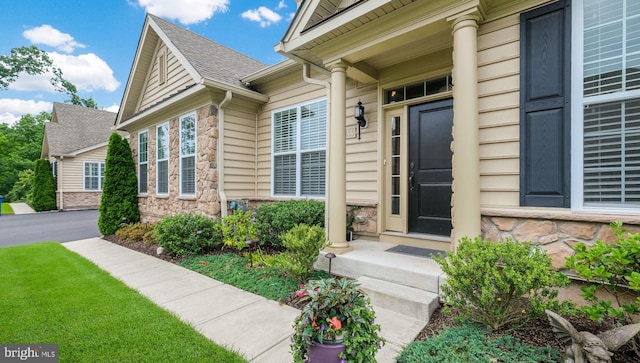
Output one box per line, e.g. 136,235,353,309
290,278,385,363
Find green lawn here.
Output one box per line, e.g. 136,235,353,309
0,242,248,363
1,202,14,215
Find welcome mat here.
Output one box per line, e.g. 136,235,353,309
385,245,447,259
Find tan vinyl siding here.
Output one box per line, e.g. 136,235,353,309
477,14,521,207
138,43,195,112
59,146,108,192
256,71,326,198
254,70,379,204
346,83,378,203
224,106,258,199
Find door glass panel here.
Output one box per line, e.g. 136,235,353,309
390,116,401,215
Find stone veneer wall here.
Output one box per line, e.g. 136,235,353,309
481,211,640,269
56,192,101,210
132,104,221,223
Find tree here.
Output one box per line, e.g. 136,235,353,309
99,133,140,235
1,46,98,108
6,169,34,202
30,159,56,211
0,112,48,198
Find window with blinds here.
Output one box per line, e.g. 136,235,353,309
138,130,148,194
580,0,640,207
157,123,169,195
180,113,196,195
84,162,104,191
272,99,326,197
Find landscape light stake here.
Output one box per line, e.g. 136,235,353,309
246,238,254,267
325,253,336,277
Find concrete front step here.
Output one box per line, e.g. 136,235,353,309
314,240,446,323
357,276,440,322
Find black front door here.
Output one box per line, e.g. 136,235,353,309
408,99,453,236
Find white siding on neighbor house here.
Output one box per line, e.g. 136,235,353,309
138,42,195,112
58,146,108,192
477,14,522,208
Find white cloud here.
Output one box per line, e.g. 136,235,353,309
242,6,283,27
136,0,229,25
23,25,85,53
277,0,287,9
103,104,120,113
9,52,120,93
0,99,52,125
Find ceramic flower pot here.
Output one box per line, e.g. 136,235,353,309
307,340,346,363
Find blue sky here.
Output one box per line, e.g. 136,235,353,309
0,0,296,124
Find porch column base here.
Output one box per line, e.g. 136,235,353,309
324,244,353,255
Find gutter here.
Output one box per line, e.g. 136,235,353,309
218,90,233,218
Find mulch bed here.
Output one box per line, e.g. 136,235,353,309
105,235,640,362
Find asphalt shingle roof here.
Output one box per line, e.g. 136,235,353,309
45,103,118,156
149,14,268,88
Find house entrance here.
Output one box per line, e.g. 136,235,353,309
407,99,453,236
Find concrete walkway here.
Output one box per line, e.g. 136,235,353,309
64,238,418,362
8,203,36,214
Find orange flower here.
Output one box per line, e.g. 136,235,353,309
330,317,342,330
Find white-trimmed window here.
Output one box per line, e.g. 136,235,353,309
138,130,149,194
156,123,169,195
84,162,105,191
272,99,326,197
180,112,196,195
572,0,640,210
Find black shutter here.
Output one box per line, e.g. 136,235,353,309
520,0,571,207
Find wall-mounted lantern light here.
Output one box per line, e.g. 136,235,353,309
354,100,367,140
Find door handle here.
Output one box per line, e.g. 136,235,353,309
409,172,415,191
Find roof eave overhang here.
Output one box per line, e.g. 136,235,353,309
117,84,208,131
241,59,298,83
200,78,269,103
117,80,268,132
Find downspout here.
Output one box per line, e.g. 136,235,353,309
218,90,233,217
59,156,64,210
302,63,332,228
255,109,259,197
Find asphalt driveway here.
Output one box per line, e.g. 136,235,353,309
0,210,100,247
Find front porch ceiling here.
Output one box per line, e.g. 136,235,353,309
281,0,522,82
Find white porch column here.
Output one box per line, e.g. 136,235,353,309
451,14,481,250
325,60,352,253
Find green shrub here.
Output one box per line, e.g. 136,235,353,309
254,200,324,249
269,224,327,281
216,209,257,251
30,159,56,211
99,133,140,235
155,214,221,256
434,236,569,330
565,221,640,323
115,222,157,244
396,323,560,363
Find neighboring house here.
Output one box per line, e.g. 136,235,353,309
116,0,639,264
41,103,119,210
